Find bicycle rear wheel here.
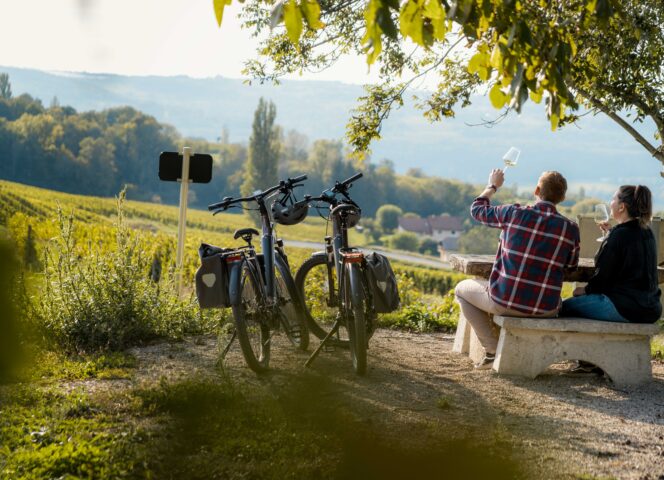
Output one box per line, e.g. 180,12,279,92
345,263,368,375
295,254,349,345
274,253,309,351
232,260,270,373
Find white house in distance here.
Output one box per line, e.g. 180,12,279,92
397,214,464,258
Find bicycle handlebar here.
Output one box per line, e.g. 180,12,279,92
340,172,362,187
208,174,308,212
307,172,363,207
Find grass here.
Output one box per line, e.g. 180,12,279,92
1,358,526,480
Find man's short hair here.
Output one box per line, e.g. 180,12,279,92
538,171,567,204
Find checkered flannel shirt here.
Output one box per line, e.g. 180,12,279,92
471,197,580,314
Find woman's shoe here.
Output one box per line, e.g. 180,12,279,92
569,360,604,375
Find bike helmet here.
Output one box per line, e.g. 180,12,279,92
271,198,309,225
331,204,361,228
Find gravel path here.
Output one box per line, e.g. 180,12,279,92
126,329,664,479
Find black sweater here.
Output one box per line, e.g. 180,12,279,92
585,219,662,323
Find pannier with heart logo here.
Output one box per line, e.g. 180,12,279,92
364,252,400,313
195,243,234,308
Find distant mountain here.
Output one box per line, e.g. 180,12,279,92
2,65,662,208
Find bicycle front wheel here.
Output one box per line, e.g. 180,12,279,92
345,263,368,375
232,260,270,373
295,255,349,345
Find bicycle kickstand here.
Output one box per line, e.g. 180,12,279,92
220,328,237,360
304,320,341,368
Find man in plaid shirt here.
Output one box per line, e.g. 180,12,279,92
455,169,580,369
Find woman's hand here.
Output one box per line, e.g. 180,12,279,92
572,286,586,297
597,222,610,235
488,169,504,188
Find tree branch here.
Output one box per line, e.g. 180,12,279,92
576,87,664,166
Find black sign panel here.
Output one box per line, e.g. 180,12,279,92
159,152,213,183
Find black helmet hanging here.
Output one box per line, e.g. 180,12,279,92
271,194,309,226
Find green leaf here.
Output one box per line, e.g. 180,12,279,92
529,89,543,104
467,52,488,74
550,112,560,131
399,1,419,38
489,44,503,69
377,7,398,40
489,84,507,109
425,0,448,40
362,0,384,65
213,0,233,27
300,0,324,30
284,0,303,45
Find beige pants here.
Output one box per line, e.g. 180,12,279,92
454,279,559,354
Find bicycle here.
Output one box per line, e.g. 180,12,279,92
295,172,378,375
207,175,309,373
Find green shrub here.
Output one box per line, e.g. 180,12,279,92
385,231,420,251
419,237,439,256
379,292,459,333
37,192,219,353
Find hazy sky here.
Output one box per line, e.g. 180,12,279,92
3,0,662,205
2,0,377,83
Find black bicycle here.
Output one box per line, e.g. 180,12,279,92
208,175,309,372
295,173,378,375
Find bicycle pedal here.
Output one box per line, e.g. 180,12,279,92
322,344,336,352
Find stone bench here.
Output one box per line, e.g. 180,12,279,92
491,316,660,385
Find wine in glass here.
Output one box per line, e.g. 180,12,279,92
594,204,610,242
502,147,520,172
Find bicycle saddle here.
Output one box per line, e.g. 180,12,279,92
234,228,260,240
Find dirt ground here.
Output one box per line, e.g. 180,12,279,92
122,330,664,480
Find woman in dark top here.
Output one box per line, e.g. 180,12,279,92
562,185,662,323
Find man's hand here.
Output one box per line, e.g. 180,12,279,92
572,286,586,297
489,169,505,188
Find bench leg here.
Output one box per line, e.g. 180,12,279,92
590,337,653,386
493,328,653,385
452,313,471,354
493,328,550,378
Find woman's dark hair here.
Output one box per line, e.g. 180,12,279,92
617,185,652,228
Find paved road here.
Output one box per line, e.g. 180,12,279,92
282,239,451,269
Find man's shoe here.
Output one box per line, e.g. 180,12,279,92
474,353,495,370
569,360,604,375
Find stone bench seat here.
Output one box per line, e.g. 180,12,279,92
492,316,661,385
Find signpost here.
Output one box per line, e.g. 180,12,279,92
159,149,213,293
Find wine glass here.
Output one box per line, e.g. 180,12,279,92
594,204,610,242
502,147,520,172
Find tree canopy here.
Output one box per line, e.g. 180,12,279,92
215,0,664,168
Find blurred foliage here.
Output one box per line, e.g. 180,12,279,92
418,237,440,256
458,225,500,255
0,236,21,381
384,231,420,252
375,203,402,234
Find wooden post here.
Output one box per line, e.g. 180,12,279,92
175,147,191,294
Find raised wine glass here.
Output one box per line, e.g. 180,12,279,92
502,147,520,172
594,204,610,242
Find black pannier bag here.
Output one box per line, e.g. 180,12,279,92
364,252,400,313
195,243,233,309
